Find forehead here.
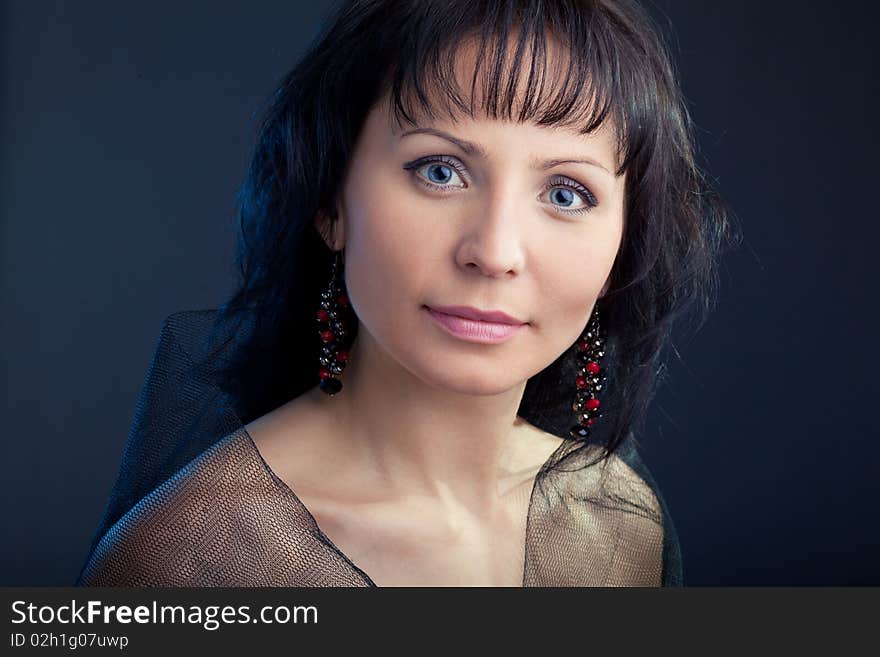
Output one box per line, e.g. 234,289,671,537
375,28,622,170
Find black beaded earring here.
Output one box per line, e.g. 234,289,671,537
569,306,607,440
316,249,353,395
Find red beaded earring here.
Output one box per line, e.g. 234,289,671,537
569,307,607,440
316,249,353,395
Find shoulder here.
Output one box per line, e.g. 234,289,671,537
78,431,291,586
552,440,667,585
595,448,666,585
242,387,350,500
600,449,663,518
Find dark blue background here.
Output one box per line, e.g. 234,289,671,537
1,0,876,585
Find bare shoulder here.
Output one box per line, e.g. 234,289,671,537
242,386,333,496
509,416,567,477
79,431,281,586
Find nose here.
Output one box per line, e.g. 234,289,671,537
455,187,526,278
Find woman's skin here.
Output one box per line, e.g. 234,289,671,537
247,34,627,586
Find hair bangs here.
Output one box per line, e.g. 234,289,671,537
381,0,656,177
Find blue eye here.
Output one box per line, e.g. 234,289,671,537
404,156,467,190
403,156,599,215
544,177,599,215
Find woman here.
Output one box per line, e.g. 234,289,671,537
77,0,736,587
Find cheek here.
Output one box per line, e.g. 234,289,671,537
534,227,619,320
340,184,428,329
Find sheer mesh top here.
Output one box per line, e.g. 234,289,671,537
76,310,683,587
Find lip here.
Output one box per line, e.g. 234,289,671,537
424,306,527,344
426,305,526,325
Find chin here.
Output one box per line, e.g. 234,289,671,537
414,360,526,397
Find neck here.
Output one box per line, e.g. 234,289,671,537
307,328,537,513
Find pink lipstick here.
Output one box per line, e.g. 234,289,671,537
424,306,527,344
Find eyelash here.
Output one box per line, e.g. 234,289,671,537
403,155,599,215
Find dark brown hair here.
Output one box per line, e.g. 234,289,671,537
210,0,740,467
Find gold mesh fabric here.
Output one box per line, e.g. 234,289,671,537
80,428,667,587
76,310,681,587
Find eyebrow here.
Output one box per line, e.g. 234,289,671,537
400,127,613,175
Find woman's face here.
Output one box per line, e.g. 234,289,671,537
319,70,626,397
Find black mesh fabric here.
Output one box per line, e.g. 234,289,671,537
76,310,683,587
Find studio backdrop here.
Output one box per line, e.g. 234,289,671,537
1,0,877,586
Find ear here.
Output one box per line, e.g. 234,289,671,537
313,208,345,251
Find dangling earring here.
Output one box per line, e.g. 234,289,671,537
569,306,607,440
316,249,352,395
